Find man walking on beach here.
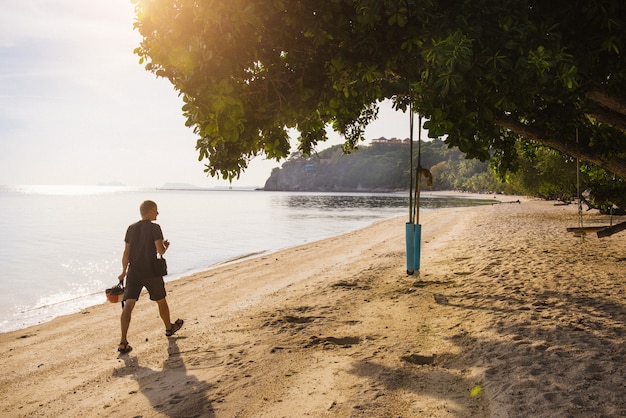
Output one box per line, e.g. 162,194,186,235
117,200,183,353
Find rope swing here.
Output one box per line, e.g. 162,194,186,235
566,128,626,237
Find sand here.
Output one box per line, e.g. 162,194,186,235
1,196,625,417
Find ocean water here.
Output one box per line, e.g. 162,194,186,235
0,185,493,333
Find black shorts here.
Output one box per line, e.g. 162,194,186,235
125,275,167,301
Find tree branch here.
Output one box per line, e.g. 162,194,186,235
588,107,626,134
586,89,626,117
583,89,626,133
495,116,626,180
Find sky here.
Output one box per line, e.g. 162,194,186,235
0,0,417,188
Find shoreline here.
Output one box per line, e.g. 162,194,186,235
2,196,624,417
0,190,499,335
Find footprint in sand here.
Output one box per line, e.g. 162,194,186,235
402,353,436,366
284,315,318,324
305,336,361,348
433,293,449,305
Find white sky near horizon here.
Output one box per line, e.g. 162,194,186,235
0,0,419,188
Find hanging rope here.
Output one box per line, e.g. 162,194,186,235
576,128,584,230
415,115,422,225
408,102,415,224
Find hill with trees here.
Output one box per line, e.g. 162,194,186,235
264,138,626,215
264,138,509,193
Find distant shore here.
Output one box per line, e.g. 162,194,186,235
2,196,625,417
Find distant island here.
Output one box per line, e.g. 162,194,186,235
263,138,503,193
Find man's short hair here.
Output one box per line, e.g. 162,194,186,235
140,200,157,217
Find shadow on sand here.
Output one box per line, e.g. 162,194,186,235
114,337,215,417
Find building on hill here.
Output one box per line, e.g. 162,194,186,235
372,137,411,145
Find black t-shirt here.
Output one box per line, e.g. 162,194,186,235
125,220,164,279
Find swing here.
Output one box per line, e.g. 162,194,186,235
566,129,625,238
567,207,626,237
567,219,626,237
566,144,599,236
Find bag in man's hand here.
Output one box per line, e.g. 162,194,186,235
105,283,125,303
155,254,168,276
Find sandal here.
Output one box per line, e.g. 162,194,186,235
118,341,132,354
166,319,184,337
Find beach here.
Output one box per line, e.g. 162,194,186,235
1,196,625,417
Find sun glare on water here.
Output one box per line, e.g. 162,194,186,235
3,185,132,196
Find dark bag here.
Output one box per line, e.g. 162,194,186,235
155,254,168,276
106,283,125,307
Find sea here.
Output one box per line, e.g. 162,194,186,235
0,185,494,333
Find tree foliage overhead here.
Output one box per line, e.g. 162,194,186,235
132,0,626,181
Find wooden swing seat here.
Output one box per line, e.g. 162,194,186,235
567,221,626,238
